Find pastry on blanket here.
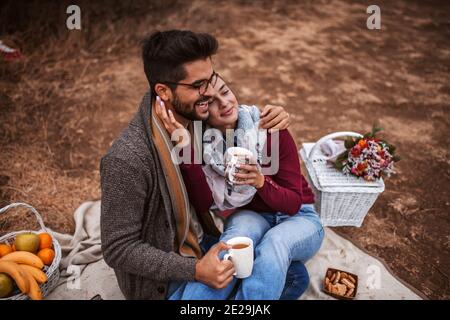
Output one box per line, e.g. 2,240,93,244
341,278,355,289
336,283,347,296
345,288,355,297
347,274,356,284
330,272,336,283
324,268,358,298
330,284,339,294
333,271,341,284
326,282,332,292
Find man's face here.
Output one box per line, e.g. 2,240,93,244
170,58,215,121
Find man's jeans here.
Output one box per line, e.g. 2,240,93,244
168,204,324,300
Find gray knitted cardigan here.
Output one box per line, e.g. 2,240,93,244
100,90,197,299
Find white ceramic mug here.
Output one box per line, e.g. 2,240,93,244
224,147,254,184
223,236,254,279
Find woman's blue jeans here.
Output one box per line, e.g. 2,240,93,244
168,204,324,300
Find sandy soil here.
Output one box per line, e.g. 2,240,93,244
0,0,449,299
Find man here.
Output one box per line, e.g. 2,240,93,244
100,30,299,300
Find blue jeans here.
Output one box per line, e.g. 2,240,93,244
168,204,324,300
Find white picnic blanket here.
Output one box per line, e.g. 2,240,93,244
46,200,423,300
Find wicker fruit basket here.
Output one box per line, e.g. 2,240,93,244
299,132,385,227
0,202,61,300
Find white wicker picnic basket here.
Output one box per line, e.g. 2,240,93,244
0,202,61,300
299,132,385,227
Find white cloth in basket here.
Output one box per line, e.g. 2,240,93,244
320,139,346,162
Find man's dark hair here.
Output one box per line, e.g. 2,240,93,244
141,30,219,96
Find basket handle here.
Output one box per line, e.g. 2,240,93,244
309,131,363,160
0,202,47,232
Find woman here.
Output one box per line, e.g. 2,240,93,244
162,74,324,300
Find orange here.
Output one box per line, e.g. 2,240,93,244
0,244,13,258
11,244,16,252
38,233,53,250
37,248,55,266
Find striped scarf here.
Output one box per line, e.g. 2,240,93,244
150,102,203,259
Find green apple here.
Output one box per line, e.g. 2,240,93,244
14,233,40,253
0,273,14,298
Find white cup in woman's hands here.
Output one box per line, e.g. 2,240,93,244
224,147,254,184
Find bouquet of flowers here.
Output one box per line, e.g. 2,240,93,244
333,127,400,181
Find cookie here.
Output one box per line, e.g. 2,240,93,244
333,271,341,285
345,288,355,297
347,275,356,284
341,278,355,289
336,283,347,296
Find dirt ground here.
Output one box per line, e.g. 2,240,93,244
0,0,449,299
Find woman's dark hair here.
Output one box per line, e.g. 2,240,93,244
141,30,219,95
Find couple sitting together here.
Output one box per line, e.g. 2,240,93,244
100,29,324,300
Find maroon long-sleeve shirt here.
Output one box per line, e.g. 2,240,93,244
180,129,315,216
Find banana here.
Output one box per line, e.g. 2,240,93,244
0,260,29,293
1,251,44,269
18,265,42,300
19,264,48,284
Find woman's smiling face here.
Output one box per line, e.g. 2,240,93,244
206,76,239,131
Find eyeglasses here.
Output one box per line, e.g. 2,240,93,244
161,71,219,96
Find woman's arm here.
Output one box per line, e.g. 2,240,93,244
257,130,303,214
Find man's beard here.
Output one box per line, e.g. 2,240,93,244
172,94,210,121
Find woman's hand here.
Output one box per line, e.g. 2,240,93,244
232,163,265,189
259,104,290,133
154,96,184,136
